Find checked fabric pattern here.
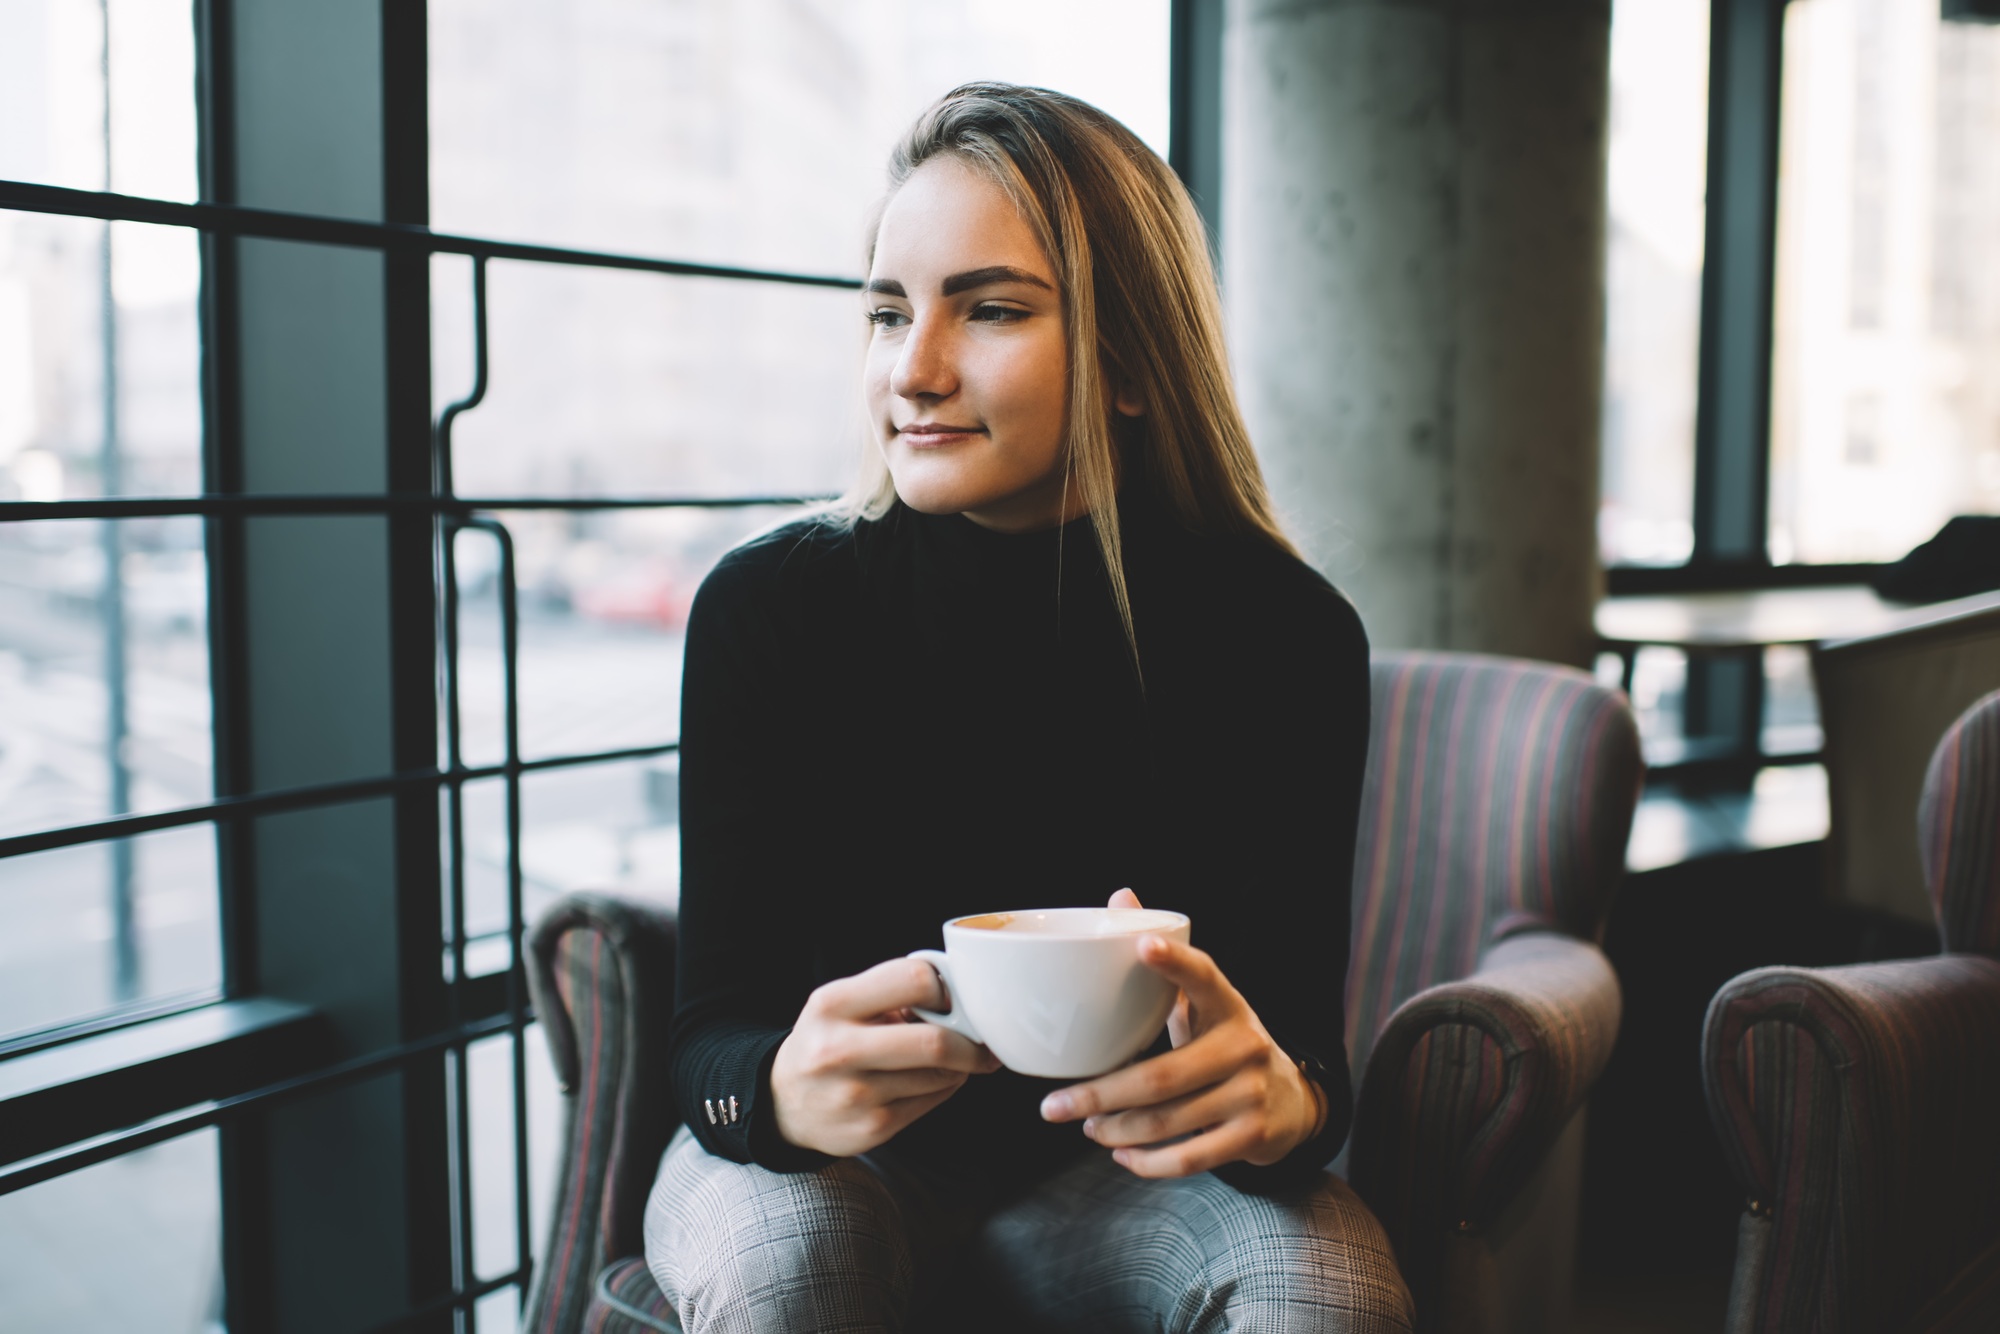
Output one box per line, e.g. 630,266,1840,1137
1705,691,2000,1332
1340,654,1640,1320
644,1124,1413,1333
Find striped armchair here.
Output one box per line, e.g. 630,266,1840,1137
519,652,1644,1334
1703,690,2000,1333
1342,653,1643,1332
522,894,682,1334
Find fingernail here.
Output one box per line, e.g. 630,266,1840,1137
1082,1117,1099,1139
1112,1149,1131,1167
1041,1092,1073,1121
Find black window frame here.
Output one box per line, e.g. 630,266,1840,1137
0,0,854,1326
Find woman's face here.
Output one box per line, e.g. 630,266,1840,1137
863,156,1075,533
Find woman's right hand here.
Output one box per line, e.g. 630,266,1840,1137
769,957,1001,1157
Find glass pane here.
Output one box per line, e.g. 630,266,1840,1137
1761,643,1822,757
0,1130,221,1332
434,260,859,500
1599,0,1710,566
0,824,221,1042
469,1024,562,1331
1,213,204,499
451,504,813,768
0,0,199,201
1629,645,1689,768
0,516,212,838
429,0,1170,273
1770,0,2000,564
455,755,677,970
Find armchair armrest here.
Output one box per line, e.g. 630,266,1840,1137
521,892,680,1334
1348,932,1621,1299
1703,955,2000,1333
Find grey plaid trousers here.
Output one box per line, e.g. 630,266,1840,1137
644,1126,1413,1333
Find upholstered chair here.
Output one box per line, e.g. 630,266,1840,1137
1341,652,1642,1331
1703,689,2000,1333
519,651,1644,1334
522,894,682,1333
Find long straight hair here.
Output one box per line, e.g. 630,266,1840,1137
838,82,1296,667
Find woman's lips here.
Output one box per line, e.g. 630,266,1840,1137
897,424,985,448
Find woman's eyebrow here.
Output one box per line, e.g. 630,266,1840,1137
865,278,906,296
940,265,1054,296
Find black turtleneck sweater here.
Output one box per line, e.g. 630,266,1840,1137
668,493,1370,1195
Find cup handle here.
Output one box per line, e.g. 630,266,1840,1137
907,950,982,1046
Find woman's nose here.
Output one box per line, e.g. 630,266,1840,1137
890,316,957,401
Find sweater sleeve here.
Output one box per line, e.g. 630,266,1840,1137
1189,568,1369,1195
666,542,833,1172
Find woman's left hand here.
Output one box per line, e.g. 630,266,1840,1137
1037,889,1328,1178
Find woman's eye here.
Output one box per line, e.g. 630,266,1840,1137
970,303,1027,324
865,308,909,329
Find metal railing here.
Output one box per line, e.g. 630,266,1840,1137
0,173,855,1328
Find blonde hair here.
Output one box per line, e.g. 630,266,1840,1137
839,82,1295,668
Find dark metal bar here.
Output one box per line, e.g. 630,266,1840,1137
434,257,487,498
0,492,830,521
0,177,862,291
516,740,678,775
0,1009,520,1197
435,245,493,1323
459,516,535,1300
1605,560,1883,596
441,518,477,1324
0,741,682,865
0,769,426,860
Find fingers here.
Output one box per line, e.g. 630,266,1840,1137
1107,887,1143,909
1040,1033,1243,1122
810,957,950,1022
1134,937,1235,1009
853,1019,1001,1074
1082,1079,1241,1150
1111,1120,1261,1179
864,1066,971,1102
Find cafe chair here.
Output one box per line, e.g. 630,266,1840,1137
523,893,683,1333
1341,652,1642,1332
518,651,1643,1334
1702,689,2000,1333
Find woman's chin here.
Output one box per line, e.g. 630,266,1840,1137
885,464,1003,517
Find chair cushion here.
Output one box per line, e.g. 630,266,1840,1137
1921,689,2000,954
584,1257,680,1333
1345,653,1642,1081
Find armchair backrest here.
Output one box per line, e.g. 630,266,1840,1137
1344,652,1642,1080
1921,688,2000,955
521,894,680,1334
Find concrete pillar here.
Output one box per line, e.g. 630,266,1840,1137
1224,0,1611,667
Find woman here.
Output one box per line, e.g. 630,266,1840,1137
646,83,1412,1332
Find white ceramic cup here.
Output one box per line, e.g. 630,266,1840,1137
907,907,1192,1079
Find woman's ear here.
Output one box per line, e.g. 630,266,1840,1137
1113,381,1146,418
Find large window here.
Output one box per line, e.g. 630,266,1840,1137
0,2,1171,1328
1769,0,2000,564
1599,0,1710,569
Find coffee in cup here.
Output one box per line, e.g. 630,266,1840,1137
907,907,1191,1079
